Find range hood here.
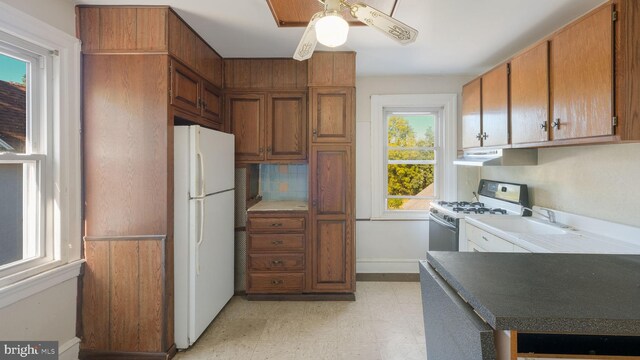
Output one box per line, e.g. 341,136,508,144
453,148,538,166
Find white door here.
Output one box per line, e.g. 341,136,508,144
190,126,234,196
189,190,234,345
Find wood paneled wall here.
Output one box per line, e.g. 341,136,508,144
82,236,165,353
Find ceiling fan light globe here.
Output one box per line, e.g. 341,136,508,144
315,13,349,48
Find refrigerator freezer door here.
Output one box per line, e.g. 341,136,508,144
189,190,235,344
190,126,235,196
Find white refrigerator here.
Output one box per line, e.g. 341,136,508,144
174,125,234,349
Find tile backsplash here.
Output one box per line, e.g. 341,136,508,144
259,164,308,201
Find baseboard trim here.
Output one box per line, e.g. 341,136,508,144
59,337,81,360
246,293,356,301
356,273,419,282
79,344,177,360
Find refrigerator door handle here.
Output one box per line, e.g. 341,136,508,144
196,197,205,275
197,150,205,197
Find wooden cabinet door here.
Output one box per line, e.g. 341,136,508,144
201,81,222,127
551,3,614,141
227,93,265,161
462,78,482,149
310,87,354,143
481,64,510,147
308,52,356,86
170,60,200,116
310,145,354,292
511,42,550,145
267,93,307,161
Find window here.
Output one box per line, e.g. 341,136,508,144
0,1,82,298
384,109,440,211
0,35,51,275
371,94,457,220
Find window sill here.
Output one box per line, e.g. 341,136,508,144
0,260,84,309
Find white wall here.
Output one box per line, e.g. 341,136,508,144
0,1,80,359
1,0,76,37
355,75,478,273
481,143,640,227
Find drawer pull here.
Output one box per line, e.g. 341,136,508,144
271,260,283,266
271,239,284,245
482,236,488,241
271,223,283,227
271,279,283,285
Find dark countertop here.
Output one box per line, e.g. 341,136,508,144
425,252,640,335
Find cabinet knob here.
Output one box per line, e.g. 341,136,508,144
271,279,283,285
552,119,561,129
271,239,284,245
267,146,272,153
312,200,318,207
540,122,548,131
482,132,488,140
271,260,283,266
259,147,264,154
270,223,283,227
312,129,318,139
476,133,482,141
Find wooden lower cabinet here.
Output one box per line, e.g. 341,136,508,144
246,211,307,294
309,145,355,293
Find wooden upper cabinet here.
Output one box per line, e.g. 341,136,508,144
308,52,356,87
224,59,307,90
168,11,197,68
267,93,307,161
481,64,510,147
551,3,614,141
170,60,200,116
77,7,168,53
310,87,354,143
201,81,222,127
462,78,482,149
511,41,550,145
227,93,265,161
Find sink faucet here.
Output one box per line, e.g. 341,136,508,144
522,206,556,224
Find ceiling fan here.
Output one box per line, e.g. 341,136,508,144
293,0,418,61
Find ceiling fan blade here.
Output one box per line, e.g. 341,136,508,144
349,2,418,44
293,12,322,61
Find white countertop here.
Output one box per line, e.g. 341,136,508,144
247,200,308,212
465,212,640,254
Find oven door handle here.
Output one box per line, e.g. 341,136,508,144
429,213,457,230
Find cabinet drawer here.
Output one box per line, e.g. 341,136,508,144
477,231,513,252
249,233,304,251
248,273,304,293
249,254,304,271
249,217,305,232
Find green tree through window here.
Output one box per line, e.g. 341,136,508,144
386,113,437,210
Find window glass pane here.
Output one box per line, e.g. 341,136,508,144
0,163,24,266
388,149,435,161
387,163,435,199
386,198,432,211
387,114,436,148
0,53,28,153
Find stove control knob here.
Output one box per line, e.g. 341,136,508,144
432,209,438,214
444,215,450,222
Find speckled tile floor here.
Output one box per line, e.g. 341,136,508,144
175,281,427,360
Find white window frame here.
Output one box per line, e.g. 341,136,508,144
0,2,82,307
371,94,457,220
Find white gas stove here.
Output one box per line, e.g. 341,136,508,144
428,179,530,252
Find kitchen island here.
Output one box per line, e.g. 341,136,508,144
420,252,640,359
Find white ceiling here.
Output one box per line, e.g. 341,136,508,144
72,0,604,76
